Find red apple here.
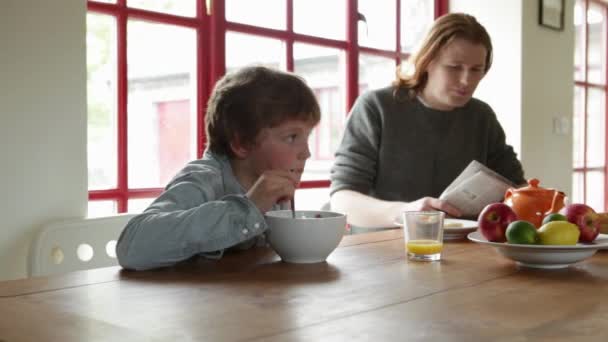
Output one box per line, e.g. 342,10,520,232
559,203,600,242
478,203,518,242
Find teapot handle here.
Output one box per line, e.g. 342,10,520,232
504,188,514,203
547,191,565,215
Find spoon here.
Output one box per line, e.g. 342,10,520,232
289,169,296,218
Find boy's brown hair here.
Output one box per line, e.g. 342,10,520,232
205,66,321,158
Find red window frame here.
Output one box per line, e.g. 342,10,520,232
87,0,449,213
573,0,608,211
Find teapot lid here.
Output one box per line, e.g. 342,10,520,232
516,178,557,195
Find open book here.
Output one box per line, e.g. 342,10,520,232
439,160,515,218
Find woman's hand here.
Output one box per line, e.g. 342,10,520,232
332,191,462,229
400,197,462,218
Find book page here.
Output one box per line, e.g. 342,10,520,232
439,160,515,217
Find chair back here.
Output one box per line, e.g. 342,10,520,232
28,214,136,277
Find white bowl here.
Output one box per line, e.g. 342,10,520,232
265,210,346,263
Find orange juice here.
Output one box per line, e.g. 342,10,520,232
406,239,443,255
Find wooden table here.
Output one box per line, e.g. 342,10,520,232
1,229,608,341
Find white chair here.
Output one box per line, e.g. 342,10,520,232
28,214,136,277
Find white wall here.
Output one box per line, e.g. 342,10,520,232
521,0,574,194
0,0,87,281
451,0,574,195
451,0,523,157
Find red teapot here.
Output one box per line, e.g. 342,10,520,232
503,178,566,228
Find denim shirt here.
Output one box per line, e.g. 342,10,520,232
116,151,279,270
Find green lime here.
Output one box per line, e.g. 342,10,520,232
505,220,539,244
542,213,567,225
537,221,580,245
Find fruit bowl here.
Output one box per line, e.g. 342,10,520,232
468,231,608,269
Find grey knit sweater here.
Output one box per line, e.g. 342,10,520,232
330,86,525,202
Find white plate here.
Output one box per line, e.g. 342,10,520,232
467,231,608,269
394,218,478,241
600,234,608,250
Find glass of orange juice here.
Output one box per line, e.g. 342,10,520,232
403,211,445,261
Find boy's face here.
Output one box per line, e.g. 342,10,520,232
243,118,316,183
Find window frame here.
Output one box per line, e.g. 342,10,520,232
87,0,449,214
573,0,608,211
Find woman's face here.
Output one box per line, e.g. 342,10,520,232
420,37,487,111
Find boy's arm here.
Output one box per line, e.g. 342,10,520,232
116,175,266,271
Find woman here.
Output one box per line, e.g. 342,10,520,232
330,13,525,229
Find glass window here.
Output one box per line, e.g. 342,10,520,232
574,0,585,81
586,88,606,167
358,0,396,50
87,13,118,191
294,187,331,211
572,0,607,211
359,54,396,93
225,32,286,72
225,0,286,30
127,0,196,17
587,1,606,84
127,21,197,188
573,86,585,168
400,0,434,53
88,200,118,218
294,43,346,180
293,0,346,41
87,0,444,214
571,172,584,204
128,198,155,213
586,171,605,210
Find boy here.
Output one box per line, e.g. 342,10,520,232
117,66,321,270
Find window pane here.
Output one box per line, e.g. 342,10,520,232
127,21,197,188
587,2,606,84
87,13,118,191
358,0,396,50
127,0,196,17
294,188,331,211
225,32,286,72
574,0,585,81
586,171,605,211
128,198,155,213
571,172,584,204
573,86,585,168
586,88,605,167
294,43,346,181
226,0,286,30
293,0,345,41
359,54,395,93
400,0,434,53
87,200,117,218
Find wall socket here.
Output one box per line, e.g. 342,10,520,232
552,116,570,135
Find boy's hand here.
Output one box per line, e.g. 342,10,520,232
247,170,298,213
